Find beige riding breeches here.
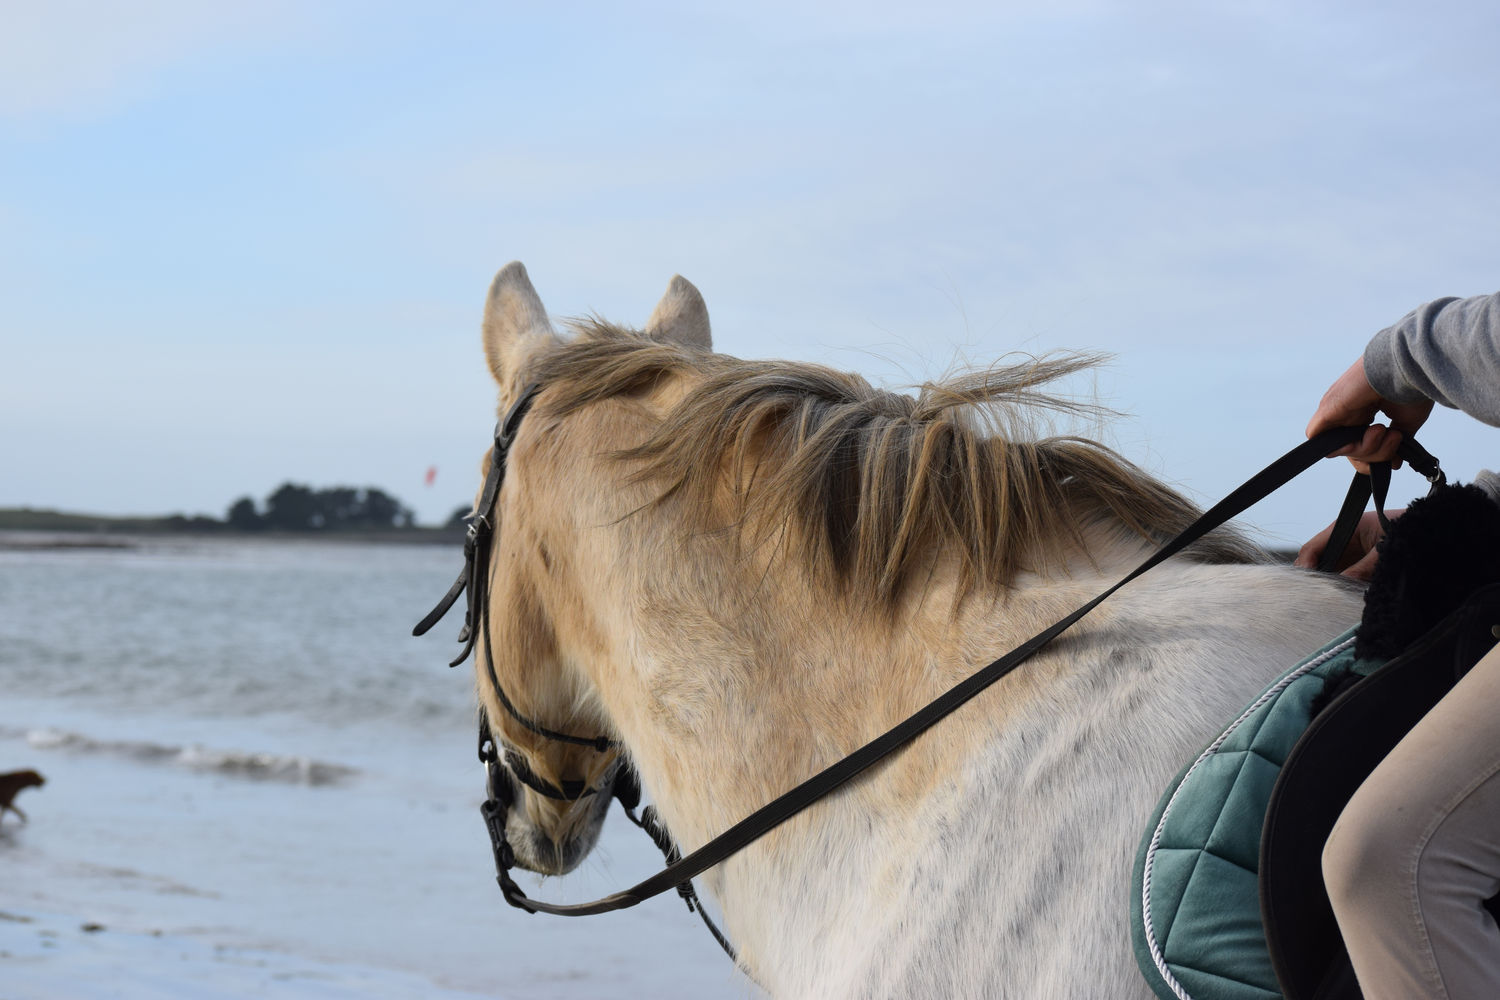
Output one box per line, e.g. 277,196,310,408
1322,640,1500,1000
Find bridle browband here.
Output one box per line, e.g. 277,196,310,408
416,377,1445,969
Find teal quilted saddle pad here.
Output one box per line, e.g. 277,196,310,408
1130,628,1376,1000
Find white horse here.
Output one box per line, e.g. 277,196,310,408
466,261,1363,999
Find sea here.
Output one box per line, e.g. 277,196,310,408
0,534,754,999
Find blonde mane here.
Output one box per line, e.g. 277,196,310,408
530,321,1262,606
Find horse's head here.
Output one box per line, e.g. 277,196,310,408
469,262,711,876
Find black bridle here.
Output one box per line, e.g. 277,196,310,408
417,378,1445,968
413,382,735,960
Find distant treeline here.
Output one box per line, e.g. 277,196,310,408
0,483,466,540
226,484,417,531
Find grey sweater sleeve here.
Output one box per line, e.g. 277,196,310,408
1362,292,1500,426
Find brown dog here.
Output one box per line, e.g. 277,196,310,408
0,769,45,825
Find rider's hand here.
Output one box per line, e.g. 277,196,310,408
1306,359,1434,473
1294,508,1406,582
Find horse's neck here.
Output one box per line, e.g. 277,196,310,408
564,449,1364,995
593,551,1362,992
613,556,1016,820
595,553,1124,989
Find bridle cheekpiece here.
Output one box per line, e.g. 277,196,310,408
412,380,736,960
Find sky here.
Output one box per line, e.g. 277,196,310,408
4,1,1499,543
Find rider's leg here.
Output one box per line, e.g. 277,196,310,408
1322,640,1500,1000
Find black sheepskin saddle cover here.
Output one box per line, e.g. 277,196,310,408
1355,482,1500,661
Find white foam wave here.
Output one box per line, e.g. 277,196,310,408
25,728,358,786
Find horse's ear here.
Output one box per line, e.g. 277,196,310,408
645,275,712,350
482,261,555,385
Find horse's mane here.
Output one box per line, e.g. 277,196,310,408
530,321,1263,605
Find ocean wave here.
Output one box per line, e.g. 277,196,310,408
24,727,359,786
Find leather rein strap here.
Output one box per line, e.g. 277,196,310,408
417,388,1442,926
1315,442,1444,572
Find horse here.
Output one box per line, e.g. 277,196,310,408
461,261,1365,999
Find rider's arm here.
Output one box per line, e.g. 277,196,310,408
1363,292,1500,427
1298,291,1500,577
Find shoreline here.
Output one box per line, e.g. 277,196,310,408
0,508,462,547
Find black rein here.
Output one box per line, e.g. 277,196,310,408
416,380,1444,963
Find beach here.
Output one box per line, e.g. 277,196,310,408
1,536,754,999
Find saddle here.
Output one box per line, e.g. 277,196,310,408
1262,483,1500,1000
1134,482,1500,1000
